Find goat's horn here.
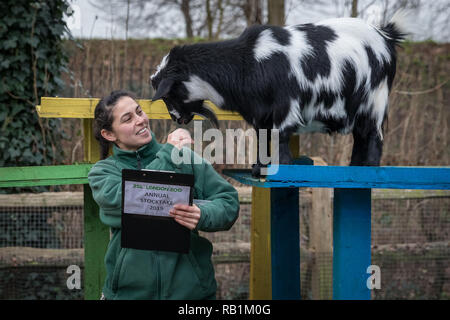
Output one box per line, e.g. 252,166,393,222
195,103,219,128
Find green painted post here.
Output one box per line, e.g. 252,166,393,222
83,184,109,300
82,118,110,300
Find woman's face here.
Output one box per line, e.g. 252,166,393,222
101,96,152,151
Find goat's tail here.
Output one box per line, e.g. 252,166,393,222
379,10,413,44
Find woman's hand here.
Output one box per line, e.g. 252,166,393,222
167,128,193,150
169,204,201,230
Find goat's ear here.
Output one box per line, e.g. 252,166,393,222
152,78,174,101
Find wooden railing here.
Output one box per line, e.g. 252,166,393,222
1,97,448,300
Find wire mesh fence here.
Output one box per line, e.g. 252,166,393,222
0,189,449,300
0,192,84,300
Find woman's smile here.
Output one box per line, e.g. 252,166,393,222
136,127,149,136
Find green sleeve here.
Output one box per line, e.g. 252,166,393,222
87,144,177,228
191,151,240,232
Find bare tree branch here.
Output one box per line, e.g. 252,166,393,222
395,80,448,96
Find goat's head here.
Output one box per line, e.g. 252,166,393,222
150,51,219,127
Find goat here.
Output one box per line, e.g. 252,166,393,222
150,11,410,176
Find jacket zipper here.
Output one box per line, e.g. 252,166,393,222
155,252,161,299
136,149,161,297
136,151,142,170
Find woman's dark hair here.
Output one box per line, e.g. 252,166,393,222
94,90,137,159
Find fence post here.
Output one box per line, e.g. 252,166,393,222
83,184,109,300
310,157,333,299
83,119,100,163
333,188,371,300
271,187,300,299
249,135,302,299
83,118,109,300
249,187,272,299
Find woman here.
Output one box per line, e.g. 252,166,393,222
88,90,239,300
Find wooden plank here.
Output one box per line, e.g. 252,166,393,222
249,187,272,299
37,97,244,120
0,164,93,188
210,242,251,264
372,189,450,199
0,192,83,207
270,187,300,299
83,184,109,300
266,165,450,189
373,240,450,255
0,247,83,268
1,188,446,208
0,189,258,207
310,157,333,300
224,165,450,190
36,97,99,118
2,240,447,268
333,188,372,300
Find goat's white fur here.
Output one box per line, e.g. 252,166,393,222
183,75,225,107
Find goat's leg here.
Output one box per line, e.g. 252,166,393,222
350,127,383,166
251,128,270,177
252,128,294,177
367,131,383,165
278,130,293,164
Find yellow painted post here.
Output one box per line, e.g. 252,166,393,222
83,119,100,163
249,134,301,299
249,187,272,299
289,135,300,159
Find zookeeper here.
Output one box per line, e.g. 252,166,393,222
87,90,239,300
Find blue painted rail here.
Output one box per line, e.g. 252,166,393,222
223,165,450,300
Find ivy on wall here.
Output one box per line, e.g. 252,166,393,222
0,1,71,173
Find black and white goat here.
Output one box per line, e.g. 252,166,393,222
150,11,410,176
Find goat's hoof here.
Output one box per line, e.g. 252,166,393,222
251,163,267,178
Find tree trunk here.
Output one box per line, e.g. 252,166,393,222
244,0,263,26
206,0,213,39
267,0,284,26
214,0,225,39
181,0,194,38
351,0,358,17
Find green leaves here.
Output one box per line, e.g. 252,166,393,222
2,39,18,49
0,1,71,190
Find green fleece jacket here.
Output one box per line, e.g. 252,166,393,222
87,132,239,300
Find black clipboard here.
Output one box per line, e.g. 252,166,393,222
121,169,194,253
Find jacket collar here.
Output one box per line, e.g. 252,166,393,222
112,131,160,168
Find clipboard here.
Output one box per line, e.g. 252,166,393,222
121,169,194,253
